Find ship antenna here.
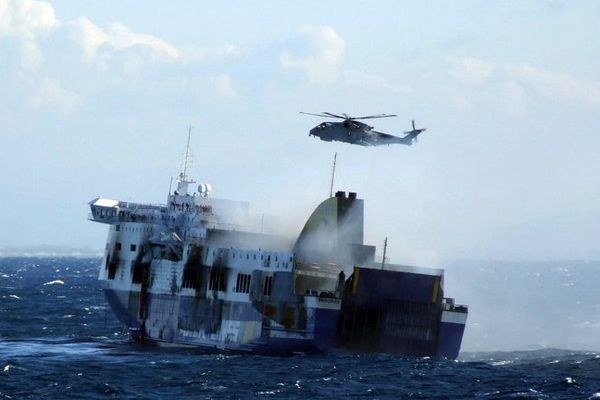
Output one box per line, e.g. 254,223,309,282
182,126,192,180
329,152,337,198
381,237,388,270
174,126,195,196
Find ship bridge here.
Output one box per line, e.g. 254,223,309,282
88,197,177,225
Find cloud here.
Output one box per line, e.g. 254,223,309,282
209,73,237,98
0,0,58,68
30,78,80,115
71,16,106,60
72,17,180,64
446,56,494,85
183,43,240,62
0,1,181,71
504,63,600,108
342,70,411,94
447,55,600,110
448,93,473,110
502,79,528,115
280,25,345,84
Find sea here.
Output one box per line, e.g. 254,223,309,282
1,257,600,399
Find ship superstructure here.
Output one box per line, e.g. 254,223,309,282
88,136,467,357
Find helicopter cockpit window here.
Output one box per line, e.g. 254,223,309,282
319,123,326,129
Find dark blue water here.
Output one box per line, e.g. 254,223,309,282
1,258,600,399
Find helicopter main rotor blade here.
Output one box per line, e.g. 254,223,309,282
300,111,398,120
353,114,398,120
299,112,339,118
321,112,347,119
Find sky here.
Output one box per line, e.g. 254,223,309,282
1,0,600,265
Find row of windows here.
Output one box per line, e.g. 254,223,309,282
189,247,293,270
206,270,273,296
111,258,274,296
235,273,251,293
263,276,273,296
208,269,226,291
230,252,292,263
114,242,137,252
95,208,116,218
115,225,153,233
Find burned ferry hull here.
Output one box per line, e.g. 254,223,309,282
89,168,467,358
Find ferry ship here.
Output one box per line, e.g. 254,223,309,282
88,137,467,358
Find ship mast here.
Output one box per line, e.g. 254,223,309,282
329,152,337,198
381,237,388,270
182,125,192,181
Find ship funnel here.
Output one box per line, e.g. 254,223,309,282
293,192,375,269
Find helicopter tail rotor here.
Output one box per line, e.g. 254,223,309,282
404,120,426,135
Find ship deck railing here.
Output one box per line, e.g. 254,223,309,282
301,289,341,299
117,201,166,211
442,302,468,313
205,223,256,232
90,209,174,225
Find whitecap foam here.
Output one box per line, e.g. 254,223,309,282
491,360,514,366
43,280,65,286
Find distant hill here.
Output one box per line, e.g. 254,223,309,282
444,260,600,352
473,211,600,261
0,245,102,258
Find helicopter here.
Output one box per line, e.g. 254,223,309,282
300,112,426,147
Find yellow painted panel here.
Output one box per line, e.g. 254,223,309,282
432,277,439,303
352,266,360,294
243,322,255,343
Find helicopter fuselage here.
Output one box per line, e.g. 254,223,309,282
309,121,376,146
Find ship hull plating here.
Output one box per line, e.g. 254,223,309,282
103,287,333,356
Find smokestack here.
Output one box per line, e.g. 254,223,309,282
348,192,357,200
335,191,346,198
